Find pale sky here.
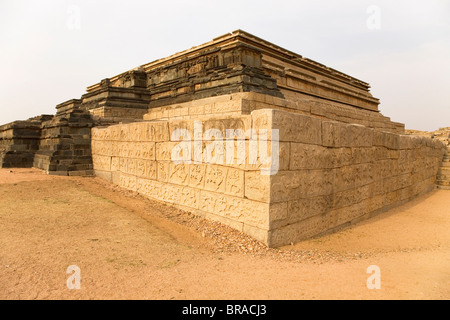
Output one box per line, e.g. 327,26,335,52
0,0,449,131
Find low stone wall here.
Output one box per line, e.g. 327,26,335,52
253,109,444,246
92,101,445,247
33,110,94,175
91,114,273,242
0,111,94,176
144,92,404,134
406,127,450,146
0,120,42,168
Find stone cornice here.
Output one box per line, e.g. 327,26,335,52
85,30,380,111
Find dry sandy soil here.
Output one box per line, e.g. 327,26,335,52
0,168,448,300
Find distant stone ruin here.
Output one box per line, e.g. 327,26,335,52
405,127,450,189
406,127,450,145
0,30,446,246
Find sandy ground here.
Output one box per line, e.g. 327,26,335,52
0,168,448,300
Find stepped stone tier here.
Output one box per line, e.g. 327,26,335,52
0,30,446,246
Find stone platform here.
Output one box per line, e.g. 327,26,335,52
0,30,446,246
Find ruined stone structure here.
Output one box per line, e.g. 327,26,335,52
406,127,450,190
437,146,450,190
1,30,446,246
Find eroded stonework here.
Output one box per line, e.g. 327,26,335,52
91,97,443,246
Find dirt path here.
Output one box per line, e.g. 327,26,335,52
0,168,448,300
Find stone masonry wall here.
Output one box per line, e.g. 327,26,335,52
91,94,445,247
0,120,42,168
253,109,445,246
33,110,94,176
144,92,404,134
91,113,274,243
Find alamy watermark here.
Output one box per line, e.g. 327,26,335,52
170,121,280,175
66,5,81,30
66,265,81,290
366,5,381,30
366,265,381,289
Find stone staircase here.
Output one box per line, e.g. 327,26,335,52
437,145,450,190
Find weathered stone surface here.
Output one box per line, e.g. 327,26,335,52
32,110,94,174
3,30,447,248
56,106,449,247
0,120,42,168
244,171,271,202
252,109,322,144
